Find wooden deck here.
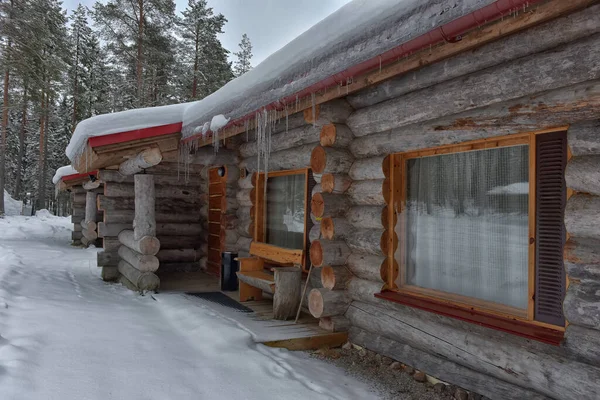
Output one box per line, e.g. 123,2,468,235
159,271,346,350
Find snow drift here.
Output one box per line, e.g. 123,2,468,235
3,190,23,216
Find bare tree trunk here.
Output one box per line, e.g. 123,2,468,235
136,0,144,106
36,89,45,211
72,30,80,131
15,86,27,199
0,63,8,215
192,35,199,99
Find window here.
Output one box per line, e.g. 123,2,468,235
253,168,313,269
379,130,567,344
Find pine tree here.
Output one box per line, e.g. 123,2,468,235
177,0,232,100
68,4,92,129
233,33,252,77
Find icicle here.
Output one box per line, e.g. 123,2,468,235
285,106,289,134
295,95,299,112
311,92,316,128
379,56,382,73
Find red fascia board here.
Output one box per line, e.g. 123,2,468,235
184,0,542,143
88,122,182,148
62,170,98,182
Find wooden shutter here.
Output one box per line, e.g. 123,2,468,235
304,169,316,271
535,131,567,326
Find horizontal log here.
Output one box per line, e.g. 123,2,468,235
309,240,350,267
347,4,600,110
236,218,252,238
156,236,203,250
565,194,600,240
158,262,202,273
348,156,386,181
349,327,546,400
72,231,82,241
98,223,131,238
565,262,600,283
347,33,600,136
236,206,251,221
310,146,353,175
347,179,385,206
118,230,160,256
187,147,238,167
346,294,600,400
238,174,254,190
568,120,600,156
118,245,159,273
346,228,385,256
347,206,384,229
311,193,349,219
156,248,204,263
97,195,201,212
321,265,352,290
564,324,600,366
101,266,119,282
118,260,160,291
102,209,201,223
564,281,600,330
241,144,313,172
239,124,320,158
139,162,205,176
319,124,354,148
320,217,351,241
119,147,162,175
73,224,82,232
319,316,350,333
104,182,201,201
102,237,120,252
349,79,600,158
347,253,385,283
321,174,352,194
305,99,353,126
236,189,253,207
82,228,98,241
234,236,252,256
97,250,118,267
566,156,600,195
72,193,86,204
98,169,205,186
308,288,350,318
565,238,600,265
80,220,97,232
155,223,203,237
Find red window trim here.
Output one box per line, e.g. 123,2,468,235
375,290,564,346
88,122,182,148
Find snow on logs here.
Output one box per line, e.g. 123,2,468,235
118,147,162,176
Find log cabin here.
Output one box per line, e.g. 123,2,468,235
59,0,600,398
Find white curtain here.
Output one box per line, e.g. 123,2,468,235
265,174,305,249
396,145,529,310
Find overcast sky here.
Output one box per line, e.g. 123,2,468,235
62,0,352,66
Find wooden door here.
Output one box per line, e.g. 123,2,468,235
207,167,227,277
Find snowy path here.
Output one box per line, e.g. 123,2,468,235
0,214,378,400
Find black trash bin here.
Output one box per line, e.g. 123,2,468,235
221,252,239,291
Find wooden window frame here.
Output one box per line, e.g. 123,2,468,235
378,128,568,345
253,168,310,269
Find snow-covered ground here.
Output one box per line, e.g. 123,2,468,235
0,213,378,400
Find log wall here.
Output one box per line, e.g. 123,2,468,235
336,5,600,400
229,5,600,399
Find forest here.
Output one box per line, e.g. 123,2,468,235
0,0,253,214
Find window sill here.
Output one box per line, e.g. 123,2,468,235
375,290,564,346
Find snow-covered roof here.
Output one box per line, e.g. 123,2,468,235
66,102,195,162
52,165,79,184
181,0,496,138
487,182,529,195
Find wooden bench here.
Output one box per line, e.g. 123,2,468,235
236,242,303,320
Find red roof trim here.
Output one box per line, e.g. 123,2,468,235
62,170,98,182
88,122,182,148
183,0,543,143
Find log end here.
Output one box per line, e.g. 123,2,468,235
311,192,325,219
139,236,161,256
321,266,336,290
320,124,337,147
304,104,320,124
138,272,160,291
320,217,335,240
321,174,334,193
310,240,324,267
308,288,325,318
310,146,327,174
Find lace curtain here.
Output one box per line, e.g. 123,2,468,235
265,174,306,250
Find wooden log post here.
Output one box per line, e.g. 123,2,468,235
119,147,162,176
319,316,351,332
310,146,354,175
84,191,97,232
308,288,350,318
118,230,160,256
133,174,156,241
309,240,350,267
118,245,159,273
321,173,352,194
117,260,160,291
272,267,302,320
319,124,354,148
321,265,352,290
